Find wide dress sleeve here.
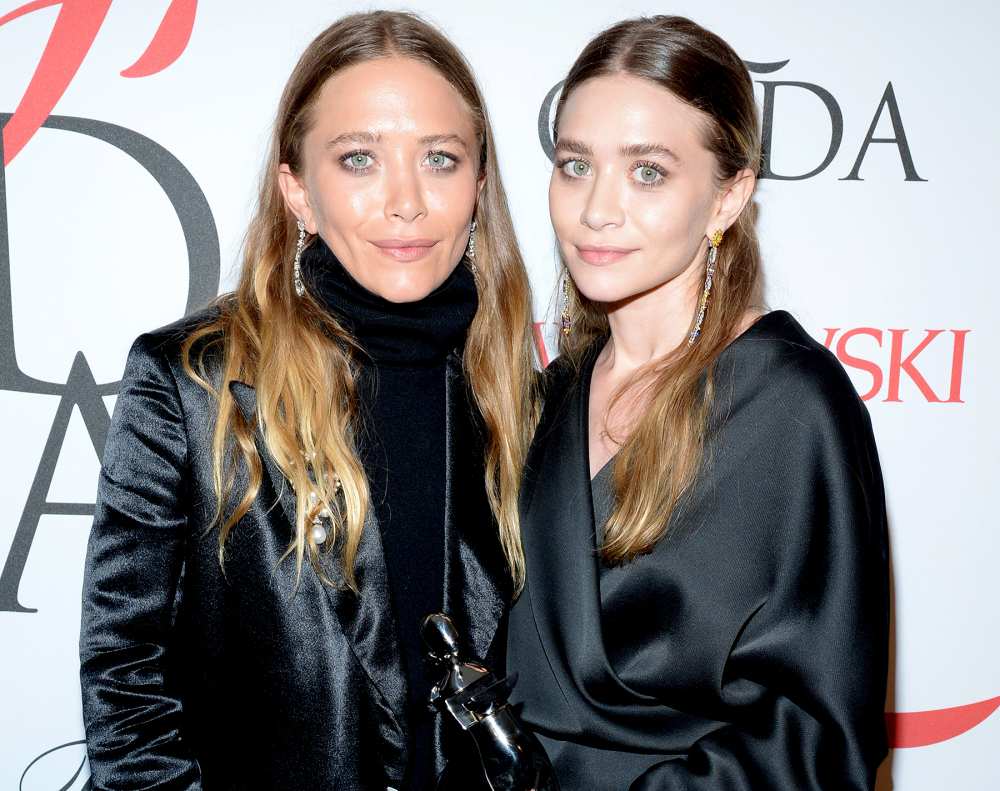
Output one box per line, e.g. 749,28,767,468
632,357,890,791
79,334,203,790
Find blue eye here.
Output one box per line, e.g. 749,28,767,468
560,159,591,178
632,163,665,186
425,151,457,170
341,151,374,172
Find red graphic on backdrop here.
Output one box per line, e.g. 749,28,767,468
887,696,1000,748
535,324,972,405
0,0,197,165
822,327,969,403
532,322,550,367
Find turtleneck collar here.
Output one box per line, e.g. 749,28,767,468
301,236,479,368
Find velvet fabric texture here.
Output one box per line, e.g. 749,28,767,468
80,271,509,789
507,311,890,790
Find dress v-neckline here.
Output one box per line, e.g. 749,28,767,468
585,345,619,484
582,310,782,485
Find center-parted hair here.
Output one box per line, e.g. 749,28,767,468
555,15,764,563
182,11,537,591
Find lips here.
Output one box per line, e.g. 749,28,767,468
371,238,438,262
574,244,638,265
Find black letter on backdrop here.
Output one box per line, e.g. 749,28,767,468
841,82,926,181
0,114,219,612
756,78,844,180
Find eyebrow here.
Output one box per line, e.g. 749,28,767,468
621,142,679,162
554,138,594,157
324,131,469,151
554,138,679,162
325,131,380,149
418,133,469,151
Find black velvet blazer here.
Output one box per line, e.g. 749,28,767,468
79,311,509,791
507,311,890,790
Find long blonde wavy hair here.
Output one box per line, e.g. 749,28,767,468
555,16,763,564
182,11,536,592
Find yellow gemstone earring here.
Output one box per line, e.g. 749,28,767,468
688,229,723,345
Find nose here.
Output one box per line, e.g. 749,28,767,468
384,163,427,223
580,172,625,231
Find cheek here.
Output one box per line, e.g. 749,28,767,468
629,186,706,253
548,178,578,239
308,169,377,232
425,173,478,220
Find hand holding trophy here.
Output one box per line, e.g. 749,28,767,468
422,613,559,791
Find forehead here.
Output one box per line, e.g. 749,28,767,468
558,73,709,157
309,56,477,140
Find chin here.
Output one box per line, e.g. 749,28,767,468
370,268,445,304
570,271,646,306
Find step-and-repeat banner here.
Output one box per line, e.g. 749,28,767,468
1,1,997,788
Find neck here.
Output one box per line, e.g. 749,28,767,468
302,237,479,368
601,245,705,373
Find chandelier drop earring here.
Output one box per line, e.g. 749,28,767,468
560,275,573,336
293,218,307,297
688,229,723,346
465,219,478,276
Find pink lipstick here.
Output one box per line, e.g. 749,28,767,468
575,245,637,265
371,238,438,262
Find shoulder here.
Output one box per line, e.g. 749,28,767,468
528,348,588,437
123,301,232,390
111,305,233,448
718,310,866,433
537,341,598,403
128,302,227,364
709,311,880,483
538,354,576,395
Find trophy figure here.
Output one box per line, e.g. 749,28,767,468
422,613,559,791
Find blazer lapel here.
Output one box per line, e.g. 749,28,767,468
324,508,409,782
228,380,409,782
441,352,508,663
229,380,297,529
431,353,511,785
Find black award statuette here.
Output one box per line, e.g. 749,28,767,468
422,613,559,791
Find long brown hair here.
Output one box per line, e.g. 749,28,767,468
555,15,763,564
182,11,536,591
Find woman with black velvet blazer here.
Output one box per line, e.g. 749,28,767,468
79,12,536,791
507,16,890,791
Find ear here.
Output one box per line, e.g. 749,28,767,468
277,164,318,234
706,168,756,239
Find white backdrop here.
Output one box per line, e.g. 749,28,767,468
1,0,997,788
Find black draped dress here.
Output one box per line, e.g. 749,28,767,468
507,310,890,790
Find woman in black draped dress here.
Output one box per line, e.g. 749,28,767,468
507,15,890,791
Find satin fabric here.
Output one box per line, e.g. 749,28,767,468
79,310,509,790
507,311,890,790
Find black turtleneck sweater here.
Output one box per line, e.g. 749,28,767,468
302,239,478,790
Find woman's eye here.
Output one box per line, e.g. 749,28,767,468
632,164,665,185
562,159,591,178
425,151,457,170
342,152,374,171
